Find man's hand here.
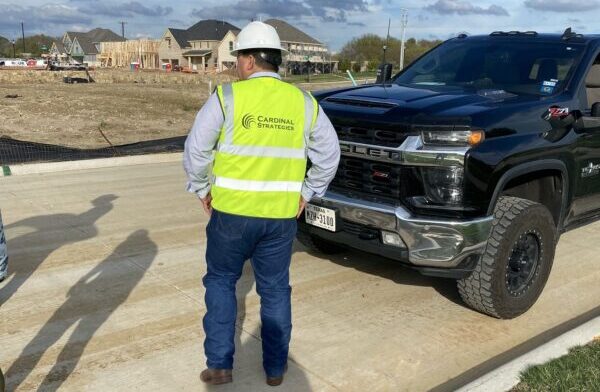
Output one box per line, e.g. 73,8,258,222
297,197,308,219
200,193,213,216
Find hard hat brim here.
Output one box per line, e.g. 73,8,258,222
231,44,288,57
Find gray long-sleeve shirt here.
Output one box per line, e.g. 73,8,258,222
183,71,340,202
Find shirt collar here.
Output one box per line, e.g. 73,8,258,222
248,71,281,80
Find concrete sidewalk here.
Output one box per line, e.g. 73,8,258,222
1,162,599,392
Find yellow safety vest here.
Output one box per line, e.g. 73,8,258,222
212,76,318,218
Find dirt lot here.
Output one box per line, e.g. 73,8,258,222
0,69,357,149
0,69,214,148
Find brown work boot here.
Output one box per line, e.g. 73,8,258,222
266,365,288,387
200,368,233,385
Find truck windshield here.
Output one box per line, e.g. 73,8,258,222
394,39,585,96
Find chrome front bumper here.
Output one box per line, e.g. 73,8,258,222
311,191,493,268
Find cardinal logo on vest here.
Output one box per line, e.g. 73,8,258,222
241,113,295,131
242,114,256,129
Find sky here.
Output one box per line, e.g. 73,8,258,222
0,0,598,51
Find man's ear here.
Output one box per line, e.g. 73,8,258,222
246,54,256,71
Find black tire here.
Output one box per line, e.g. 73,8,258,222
458,196,557,319
296,230,346,255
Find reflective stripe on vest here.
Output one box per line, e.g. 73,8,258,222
212,77,318,218
214,177,303,192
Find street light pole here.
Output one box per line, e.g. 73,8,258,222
11,39,16,58
399,10,408,70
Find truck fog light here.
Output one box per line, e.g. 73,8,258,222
381,231,406,248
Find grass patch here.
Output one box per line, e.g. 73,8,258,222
283,71,378,84
512,339,600,392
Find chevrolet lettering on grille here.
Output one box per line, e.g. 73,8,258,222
339,141,401,163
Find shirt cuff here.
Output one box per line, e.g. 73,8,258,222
301,183,315,202
196,186,211,199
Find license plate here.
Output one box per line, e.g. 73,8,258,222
305,204,337,232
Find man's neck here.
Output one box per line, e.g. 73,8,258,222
243,68,279,80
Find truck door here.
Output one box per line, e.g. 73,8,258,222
571,55,600,222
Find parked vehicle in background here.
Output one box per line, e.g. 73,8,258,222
0,59,27,68
0,59,47,69
299,29,600,318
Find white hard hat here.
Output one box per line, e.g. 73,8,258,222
231,21,288,56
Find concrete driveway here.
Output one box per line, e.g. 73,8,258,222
1,161,599,392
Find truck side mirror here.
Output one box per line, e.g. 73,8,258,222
592,102,600,117
376,63,393,84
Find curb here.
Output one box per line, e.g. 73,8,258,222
456,315,600,392
1,153,182,177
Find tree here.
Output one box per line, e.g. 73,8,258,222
336,34,443,70
338,58,352,72
0,36,11,57
0,34,58,57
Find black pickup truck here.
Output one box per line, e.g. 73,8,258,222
298,29,600,319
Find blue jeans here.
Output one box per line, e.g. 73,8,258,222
203,209,296,378
0,211,8,280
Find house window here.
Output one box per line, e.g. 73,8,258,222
166,37,171,49
229,41,233,51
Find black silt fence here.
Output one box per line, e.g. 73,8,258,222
0,136,186,166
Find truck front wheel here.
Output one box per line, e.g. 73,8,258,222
457,196,557,319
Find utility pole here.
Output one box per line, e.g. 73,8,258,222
21,22,26,53
399,9,408,71
11,39,16,58
119,21,127,38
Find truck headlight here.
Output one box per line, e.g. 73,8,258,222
421,167,464,205
421,130,484,147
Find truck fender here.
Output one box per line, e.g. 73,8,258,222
486,159,569,230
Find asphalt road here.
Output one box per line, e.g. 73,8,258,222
1,161,599,391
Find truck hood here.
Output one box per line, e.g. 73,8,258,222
318,83,545,128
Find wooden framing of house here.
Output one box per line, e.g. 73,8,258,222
98,40,161,69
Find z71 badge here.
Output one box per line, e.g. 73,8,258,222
548,107,569,118
582,162,600,178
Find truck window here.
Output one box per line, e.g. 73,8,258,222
396,40,585,96
585,55,600,108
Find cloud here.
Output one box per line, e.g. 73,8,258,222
1,4,92,32
524,0,600,12
192,0,368,23
305,0,368,22
424,0,509,16
168,19,186,26
135,32,153,39
79,2,173,18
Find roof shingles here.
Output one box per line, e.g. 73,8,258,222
264,19,321,45
65,28,125,55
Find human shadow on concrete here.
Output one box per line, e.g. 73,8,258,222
292,240,464,307
5,229,157,391
205,262,312,391
0,194,118,307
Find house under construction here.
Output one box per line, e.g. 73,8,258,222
98,40,161,69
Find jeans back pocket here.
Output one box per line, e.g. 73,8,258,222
215,211,248,239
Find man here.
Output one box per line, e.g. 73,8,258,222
183,21,340,386
0,210,7,283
